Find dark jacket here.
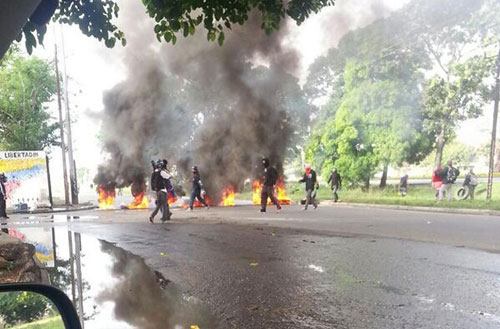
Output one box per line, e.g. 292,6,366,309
442,166,459,184
263,167,278,186
327,171,342,188
0,181,6,198
192,172,204,190
300,170,317,191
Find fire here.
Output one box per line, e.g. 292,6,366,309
168,194,178,205
127,192,149,209
252,179,291,205
221,187,235,206
181,195,212,208
98,186,115,209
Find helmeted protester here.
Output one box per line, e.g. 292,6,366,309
327,169,342,202
463,168,478,200
260,158,281,213
432,165,443,200
299,164,318,210
0,173,8,219
149,159,172,222
438,160,460,202
189,166,209,210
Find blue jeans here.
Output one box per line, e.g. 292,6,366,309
190,188,208,209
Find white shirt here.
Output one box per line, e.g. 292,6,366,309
160,170,171,192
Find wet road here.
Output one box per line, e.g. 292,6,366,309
2,204,500,328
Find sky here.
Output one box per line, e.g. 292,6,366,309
25,0,492,198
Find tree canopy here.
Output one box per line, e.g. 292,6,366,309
0,47,58,150
19,0,335,54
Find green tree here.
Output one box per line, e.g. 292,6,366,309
20,0,335,53
0,47,58,150
0,291,52,326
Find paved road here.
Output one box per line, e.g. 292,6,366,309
2,204,500,328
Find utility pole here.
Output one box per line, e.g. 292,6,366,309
487,43,500,201
55,45,70,206
60,27,78,204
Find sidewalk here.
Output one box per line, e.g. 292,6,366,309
321,200,500,216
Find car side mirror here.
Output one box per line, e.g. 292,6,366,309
0,283,82,329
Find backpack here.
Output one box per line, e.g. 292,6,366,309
447,167,459,183
151,170,164,191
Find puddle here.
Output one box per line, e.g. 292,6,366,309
2,227,217,329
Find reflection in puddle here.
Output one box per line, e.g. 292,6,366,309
3,227,216,328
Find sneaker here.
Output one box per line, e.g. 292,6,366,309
260,209,266,213
186,208,193,212
149,217,153,223
302,206,307,210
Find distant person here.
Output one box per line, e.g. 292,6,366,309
260,158,281,213
432,165,443,200
299,164,318,210
189,166,209,211
438,160,460,202
327,169,342,202
463,169,478,200
0,173,8,219
149,159,172,223
399,174,409,196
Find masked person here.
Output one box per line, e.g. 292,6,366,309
299,164,318,210
327,169,342,202
149,159,172,223
0,173,8,219
260,158,281,213
189,166,209,211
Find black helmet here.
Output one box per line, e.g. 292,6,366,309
262,157,270,168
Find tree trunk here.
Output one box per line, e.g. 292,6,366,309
434,134,446,168
379,163,389,189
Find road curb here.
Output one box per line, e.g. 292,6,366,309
321,201,500,216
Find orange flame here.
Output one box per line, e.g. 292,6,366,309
252,179,290,205
127,192,149,209
221,187,235,206
98,186,115,209
168,194,178,205
181,195,212,208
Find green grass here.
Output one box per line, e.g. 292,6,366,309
237,182,500,211
10,316,64,329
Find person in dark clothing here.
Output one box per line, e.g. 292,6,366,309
260,158,281,213
0,173,8,219
327,169,342,202
149,159,172,223
399,174,409,196
438,160,460,202
463,169,478,200
189,166,209,210
299,164,318,210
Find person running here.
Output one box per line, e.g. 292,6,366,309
189,166,209,210
327,169,342,202
463,169,478,200
299,164,318,210
0,173,8,219
149,159,172,222
438,160,460,202
260,158,281,213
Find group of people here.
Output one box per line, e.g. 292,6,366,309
432,160,478,201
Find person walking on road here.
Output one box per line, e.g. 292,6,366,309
463,169,478,200
149,159,172,222
299,164,318,210
327,169,342,202
438,160,460,202
189,166,209,210
0,173,8,219
260,158,281,213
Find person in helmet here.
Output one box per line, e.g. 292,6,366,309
149,159,172,223
189,166,209,211
299,164,318,210
260,158,281,213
